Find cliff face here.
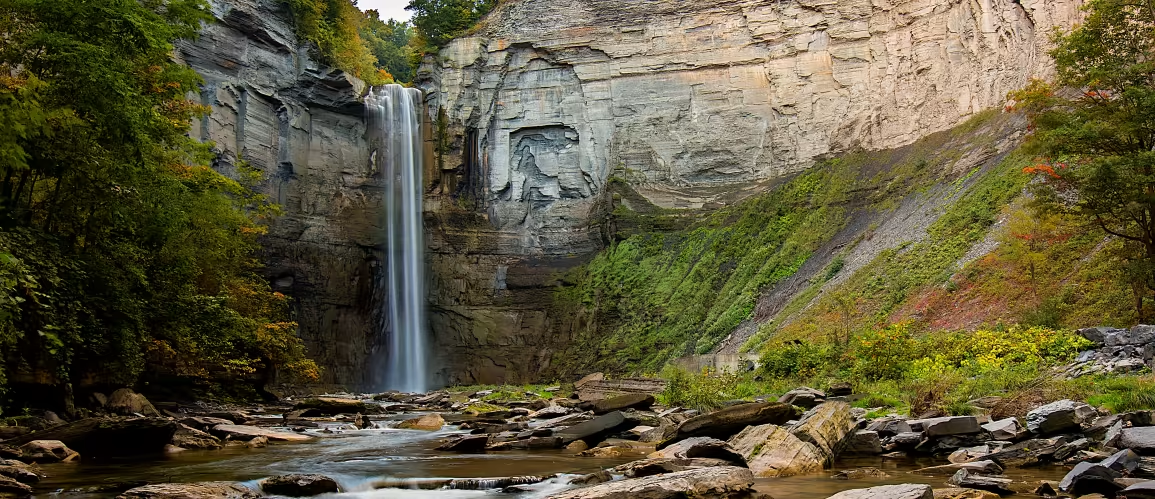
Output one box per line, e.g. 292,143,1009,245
177,0,385,389
420,0,1081,384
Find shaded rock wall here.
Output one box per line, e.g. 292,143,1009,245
419,0,1081,384
177,0,386,388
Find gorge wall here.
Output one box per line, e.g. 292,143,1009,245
177,0,386,389
420,0,1082,384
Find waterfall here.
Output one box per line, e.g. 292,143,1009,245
366,84,428,393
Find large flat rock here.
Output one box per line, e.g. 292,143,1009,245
210,425,311,442
546,466,755,499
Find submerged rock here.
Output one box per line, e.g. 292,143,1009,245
118,482,260,499
945,470,1013,495
261,474,340,496
612,457,734,478
825,484,933,499
546,466,755,499
832,468,890,480
448,476,551,490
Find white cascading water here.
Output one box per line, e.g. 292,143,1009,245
366,84,428,393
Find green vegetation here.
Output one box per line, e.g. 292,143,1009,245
362,10,416,84
1010,0,1155,319
0,0,318,409
406,0,497,48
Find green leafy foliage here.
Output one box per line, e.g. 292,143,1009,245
361,10,416,83
1009,0,1155,318
0,0,319,404
406,0,496,48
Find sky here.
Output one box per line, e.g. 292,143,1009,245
357,0,413,22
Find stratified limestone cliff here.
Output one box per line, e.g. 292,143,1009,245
420,0,1081,384
177,0,384,388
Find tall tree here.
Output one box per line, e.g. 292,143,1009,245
0,0,318,407
1012,0,1155,318
361,10,416,83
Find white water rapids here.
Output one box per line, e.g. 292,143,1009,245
366,84,428,393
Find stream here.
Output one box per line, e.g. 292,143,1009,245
27,414,1074,499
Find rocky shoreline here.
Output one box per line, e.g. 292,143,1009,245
4,374,1155,499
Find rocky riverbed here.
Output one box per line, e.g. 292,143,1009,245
7,379,1155,498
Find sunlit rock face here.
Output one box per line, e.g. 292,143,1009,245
177,0,382,389
419,0,1081,384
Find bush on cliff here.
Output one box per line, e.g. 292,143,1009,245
0,0,319,409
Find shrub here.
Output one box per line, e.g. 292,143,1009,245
759,342,833,379
659,365,742,411
850,323,915,380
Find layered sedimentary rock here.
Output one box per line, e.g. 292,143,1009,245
419,0,1080,383
177,0,383,388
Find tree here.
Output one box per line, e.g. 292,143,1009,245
361,10,416,83
0,0,319,407
1011,0,1155,318
406,0,496,48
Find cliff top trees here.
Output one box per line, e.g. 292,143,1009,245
406,0,496,48
1013,0,1155,318
0,0,318,408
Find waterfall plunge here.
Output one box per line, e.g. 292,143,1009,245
366,84,428,393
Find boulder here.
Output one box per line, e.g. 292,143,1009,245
1122,481,1155,498
436,435,490,452
397,414,445,431
1025,399,1094,434
844,430,882,455
545,466,755,499
569,471,612,486
1058,462,1122,496
9,417,177,458
728,424,823,477
0,460,42,484
657,402,795,448
828,382,853,397
611,457,735,478
1053,437,1091,460
261,474,340,496
210,425,312,442
918,416,980,437
983,438,1065,467
293,397,376,415
555,411,635,444
778,387,826,408
866,418,912,437
107,389,161,417
825,484,933,499
588,394,655,415
947,470,1013,495
648,437,742,463
980,417,1023,441
171,425,223,450
948,446,989,463
790,402,856,465
19,440,78,463
117,482,260,499
1103,449,1141,473
0,475,32,498
1121,427,1155,454
447,476,550,490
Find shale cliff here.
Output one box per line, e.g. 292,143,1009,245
177,0,384,389
421,0,1082,383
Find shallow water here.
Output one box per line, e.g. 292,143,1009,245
30,419,1073,499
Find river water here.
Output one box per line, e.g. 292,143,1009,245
31,418,1072,498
